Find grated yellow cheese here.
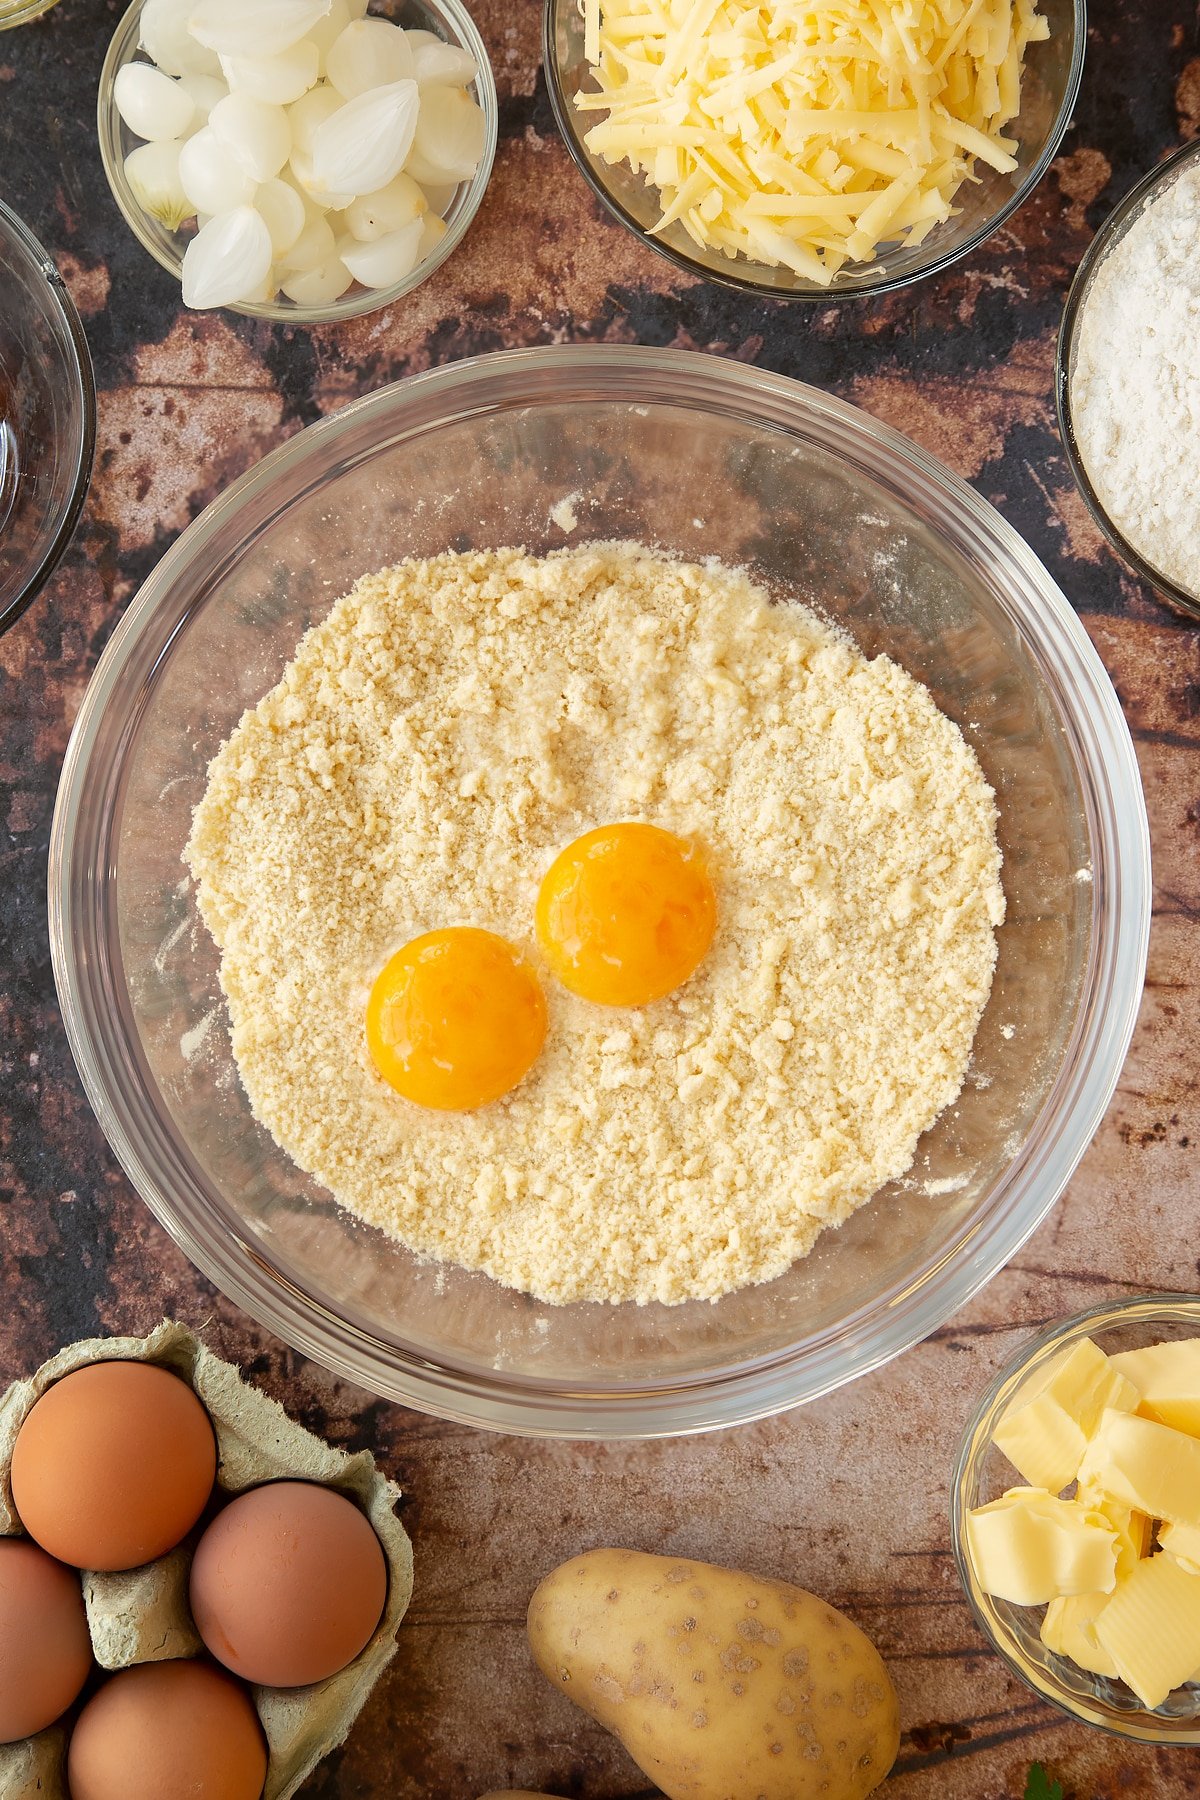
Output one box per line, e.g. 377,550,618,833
576,0,1049,282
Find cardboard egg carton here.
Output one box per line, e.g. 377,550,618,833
0,1321,413,1800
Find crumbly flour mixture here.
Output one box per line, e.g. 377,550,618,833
186,545,1004,1307
1071,162,1200,598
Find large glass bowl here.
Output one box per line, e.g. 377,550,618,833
543,0,1085,299
48,347,1149,1438
952,1296,1200,1742
0,197,95,634
97,0,498,325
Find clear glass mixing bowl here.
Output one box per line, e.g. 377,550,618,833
49,347,1150,1438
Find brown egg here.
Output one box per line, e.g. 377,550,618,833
10,1361,216,1571
0,1538,92,1743
67,1659,266,1800
189,1481,387,1687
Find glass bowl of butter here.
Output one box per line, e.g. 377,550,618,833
952,1295,1200,1742
543,0,1085,298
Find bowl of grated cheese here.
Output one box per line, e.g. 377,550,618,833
544,0,1085,297
48,346,1148,1437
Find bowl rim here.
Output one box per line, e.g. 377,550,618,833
0,0,60,27
48,345,1151,1438
96,0,499,325
950,1293,1200,1743
1055,137,1200,621
0,195,96,637
541,0,1087,301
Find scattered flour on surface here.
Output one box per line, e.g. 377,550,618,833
185,544,1004,1307
1070,162,1200,598
549,493,580,532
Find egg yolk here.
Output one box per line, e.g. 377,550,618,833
366,926,547,1111
535,822,717,1007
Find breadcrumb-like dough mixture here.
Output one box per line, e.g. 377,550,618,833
186,545,1004,1307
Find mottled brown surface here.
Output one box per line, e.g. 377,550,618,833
1,1,1200,1796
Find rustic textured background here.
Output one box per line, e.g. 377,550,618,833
2,0,1199,1795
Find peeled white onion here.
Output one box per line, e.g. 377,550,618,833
287,82,342,153
178,124,258,211
188,0,332,56
337,216,421,286
289,147,354,210
276,211,336,271
404,84,485,185
181,204,272,306
208,93,291,180
410,38,477,87
115,63,197,140
140,0,222,76
416,209,447,260
341,169,425,240
253,175,307,252
177,70,229,126
324,18,413,98
305,0,350,65
280,256,352,303
312,78,418,197
124,138,192,229
220,41,318,106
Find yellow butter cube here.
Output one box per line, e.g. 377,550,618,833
1041,1591,1119,1678
1075,1478,1152,1580
1111,1338,1200,1438
1159,1519,1200,1577
993,1337,1140,1492
966,1487,1118,1606
1078,1409,1200,1529
1094,1553,1200,1709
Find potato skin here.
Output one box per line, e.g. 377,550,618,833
477,1792,568,1797
527,1549,899,1800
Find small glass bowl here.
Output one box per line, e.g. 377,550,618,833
543,0,1085,300
0,196,96,635
951,1294,1200,1743
0,0,61,28
97,0,498,324
1056,139,1200,620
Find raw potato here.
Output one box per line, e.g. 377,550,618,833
527,1550,899,1800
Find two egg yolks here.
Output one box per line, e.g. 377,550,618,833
365,823,717,1111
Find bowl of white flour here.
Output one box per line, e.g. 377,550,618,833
1058,139,1200,617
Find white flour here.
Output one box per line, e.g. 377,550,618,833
1070,162,1200,598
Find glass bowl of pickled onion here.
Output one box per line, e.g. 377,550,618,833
97,0,497,322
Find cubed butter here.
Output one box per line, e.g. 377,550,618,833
965,1487,1118,1606
1159,1519,1200,1577
1078,1409,1200,1529
1111,1338,1200,1438
1094,1552,1200,1709
1075,1478,1152,1580
1041,1591,1119,1679
993,1338,1140,1493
